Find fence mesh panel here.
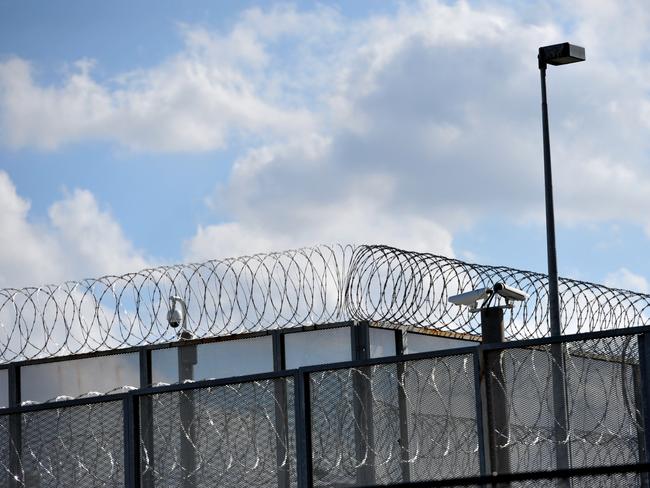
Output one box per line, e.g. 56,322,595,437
140,376,296,487
443,471,643,488
309,353,479,486
0,401,124,487
0,415,11,485
489,334,642,474
1,332,649,487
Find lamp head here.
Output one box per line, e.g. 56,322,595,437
539,42,585,69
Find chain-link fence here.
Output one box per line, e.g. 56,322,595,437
0,399,125,487
309,353,479,485
140,377,296,488
1,327,650,487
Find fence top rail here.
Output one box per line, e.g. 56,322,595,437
0,369,299,415
300,345,480,374
0,391,128,415
481,323,650,351
1,243,649,363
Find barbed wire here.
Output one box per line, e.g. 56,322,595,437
1,244,649,363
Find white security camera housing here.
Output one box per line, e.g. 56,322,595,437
448,288,492,308
493,283,528,302
167,296,188,333
167,307,184,328
448,282,528,312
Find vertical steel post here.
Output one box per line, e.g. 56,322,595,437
540,57,572,477
351,321,375,485
637,334,650,488
124,394,141,488
549,341,571,473
633,361,649,488
178,345,197,488
473,349,488,477
539,55,562,344
481,307,510,479
273,331,290,488
139,350,154,488
8,364,21,488
395,329,411,483
295,370,313,488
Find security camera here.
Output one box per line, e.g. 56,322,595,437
167,308,183,328
167,296,187,330
448,287,492,308
493,283,528,302
449,282,528,312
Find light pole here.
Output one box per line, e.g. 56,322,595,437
538,42,585,477
538,42,585,337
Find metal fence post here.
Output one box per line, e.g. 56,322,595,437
178,345,197,488
473,350,488,477
395,329,411,483
550,341,571,477
351,321,375,485
481,307,510,480
124,393,141,488
8,364,22,488
295,370,313,488
637,333,650,488
633,361,649,488
273,331,290,488
139,350,154,488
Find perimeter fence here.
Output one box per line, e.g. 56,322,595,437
2,324,650,487
2,244,650,362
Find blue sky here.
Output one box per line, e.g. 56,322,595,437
1,0,650,292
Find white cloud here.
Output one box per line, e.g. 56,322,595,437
48,189,149,277
185,211,454,262
0,171,61,287
3,1,650,270
604,267,649,293
0,171,149,288
0,5,325,152
185,132,455,260
176,0,650,262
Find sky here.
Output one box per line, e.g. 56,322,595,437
1,0,650,293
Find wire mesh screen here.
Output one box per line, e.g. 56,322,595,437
489,334,642,474
0,415,11,485
509,473,642,488
442,471,644,487
140,376,296,487
0,401,124,487
309,353,479,486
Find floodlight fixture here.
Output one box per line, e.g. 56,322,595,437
538,42,585,68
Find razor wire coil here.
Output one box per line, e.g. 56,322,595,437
1,244,649,363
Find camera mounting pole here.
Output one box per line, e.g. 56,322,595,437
480,306,510,481
449,284,525,480
168,296,198,488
